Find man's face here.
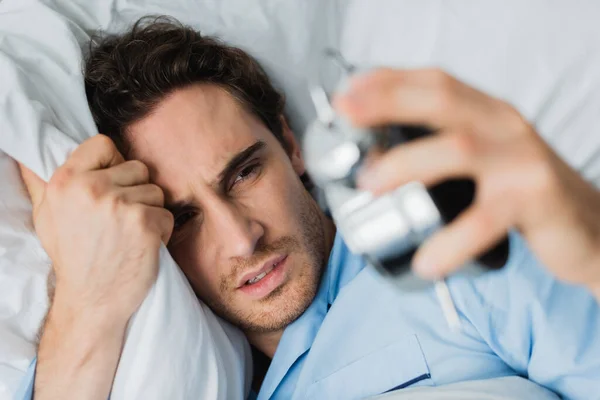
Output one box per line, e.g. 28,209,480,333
127,84,329,334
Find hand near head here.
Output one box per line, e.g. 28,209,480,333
19,134,173,323
18,134,174,399
334,69,600,299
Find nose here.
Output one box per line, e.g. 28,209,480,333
208,198,264,258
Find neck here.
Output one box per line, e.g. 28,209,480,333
246,329,283,359
322,215,337,264
247,213,336,358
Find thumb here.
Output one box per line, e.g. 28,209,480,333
18,163,47,211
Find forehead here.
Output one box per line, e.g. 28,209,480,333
126,84,276,198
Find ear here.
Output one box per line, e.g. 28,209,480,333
280,117,305,177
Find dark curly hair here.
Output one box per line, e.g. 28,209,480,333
83,16,288,155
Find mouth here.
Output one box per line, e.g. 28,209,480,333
237,255,288,299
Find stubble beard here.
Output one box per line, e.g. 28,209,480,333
205,189,327,334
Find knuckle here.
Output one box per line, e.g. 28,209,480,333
83,176,107,201
527,154,558,197
448,133,477,164
429,68,454,88
49,165,75,188
94,133,115,149
58,164,75,179
94,134,118,156
103,191,125,211
47,169,70,194
150,184,165,205
508,136,557,199
131,160,150,181
427,70,456,111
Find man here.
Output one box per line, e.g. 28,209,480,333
17,17,600,399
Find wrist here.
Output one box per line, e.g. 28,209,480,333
41,292,128,363
35,296,127,399
51,283,132,334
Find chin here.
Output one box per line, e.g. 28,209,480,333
235,271,321,333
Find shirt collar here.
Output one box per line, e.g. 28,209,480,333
257,233,366,399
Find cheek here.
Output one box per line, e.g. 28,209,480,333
169,239,221,297
249,170,306,233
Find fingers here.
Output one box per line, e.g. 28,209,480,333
67,134,125,171
147,206,174,245
357,132,476,194
105,160,150,186
412,203,509,279
18,163,47,209
333,68,485,129
118,184,165,207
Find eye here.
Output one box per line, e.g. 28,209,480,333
173,210,196,230
231,163,260,188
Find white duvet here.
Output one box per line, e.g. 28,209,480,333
1,1,600,399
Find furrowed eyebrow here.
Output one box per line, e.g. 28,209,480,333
216,140,266,190
164,140,267,214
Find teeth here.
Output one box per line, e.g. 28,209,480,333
246,262,277,285
248,272,267,284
